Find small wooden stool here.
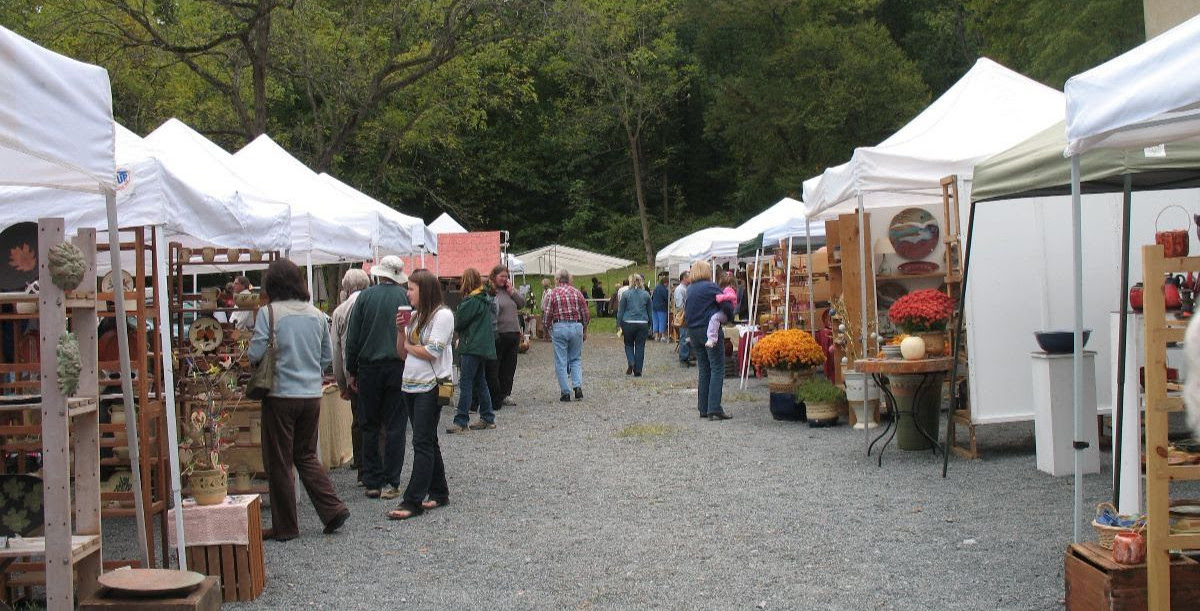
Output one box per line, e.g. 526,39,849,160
79,576,221,610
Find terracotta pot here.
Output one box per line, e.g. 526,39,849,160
916,332,946,357
226,248,240,263
190,468,228,506
201,247,217,263
1111,530,1146,565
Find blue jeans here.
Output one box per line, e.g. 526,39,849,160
679,330,692,362
620,322,649,375
402,388,448,506
550,322,584,394
455,353,494,427
356,361,408,489
652,310,668,335
688,327,725,416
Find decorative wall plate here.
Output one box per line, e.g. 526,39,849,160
888,208,940,260
100,269,135,294
897,260,940,275
0,222,38,292
189,317,223,353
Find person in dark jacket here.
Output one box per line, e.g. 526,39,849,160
651,275,670,341
345,255,410,500
591,277,607,317
684,261,735,421
449,268,498,433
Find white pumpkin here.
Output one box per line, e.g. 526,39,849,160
900,336,927,360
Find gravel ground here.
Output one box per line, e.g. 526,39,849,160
102,334,1200,610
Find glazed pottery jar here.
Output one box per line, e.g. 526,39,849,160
1128,283,1144,311
1111,530,1145,565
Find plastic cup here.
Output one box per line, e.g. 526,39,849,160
397,305,413,326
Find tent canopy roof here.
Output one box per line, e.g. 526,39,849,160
0,26,115,192
808,58,1063,217
515,244,634,276
318,173,436,254
1066,13,1200,156
973,120,1200,202
655,227,749,267
430,212,468,234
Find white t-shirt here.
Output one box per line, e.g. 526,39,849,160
401,307,455,393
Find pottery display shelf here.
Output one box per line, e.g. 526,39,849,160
854,357,953,466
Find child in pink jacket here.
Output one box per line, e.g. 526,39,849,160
706,273,738,348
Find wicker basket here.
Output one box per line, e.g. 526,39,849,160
1093,502,1144,550
806,401,839,422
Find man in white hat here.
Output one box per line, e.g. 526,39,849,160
344,255,411,500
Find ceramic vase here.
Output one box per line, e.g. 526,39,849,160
190,468,228,506
915,332,945,357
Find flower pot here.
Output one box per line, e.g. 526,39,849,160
226,248,241,263
201,247,217,263
769,392,806,421
843,370,880,429
806,400,839,425
915,332,946,357
249,249,264,262
766,367,813,394
190,468,228,506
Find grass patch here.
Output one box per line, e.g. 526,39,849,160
615,422,676,440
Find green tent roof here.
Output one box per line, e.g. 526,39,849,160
972,120,1200,202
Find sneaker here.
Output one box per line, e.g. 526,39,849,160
446,424,469,434
468,420,496,430
560,393,572,402
573,387,583,400
381,486,402,500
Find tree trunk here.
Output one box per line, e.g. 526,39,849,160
661,171,669,224
628,131,655,267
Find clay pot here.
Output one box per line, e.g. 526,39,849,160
226,248,240,263
916,332,946,356
249,249,264,262
1111,530,1146,565
1129,283,1144,311
190,468,228,506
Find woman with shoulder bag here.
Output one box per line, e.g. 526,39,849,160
388,269,455,520
248,260,348,540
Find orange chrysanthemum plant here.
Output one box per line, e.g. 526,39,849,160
887,289,955,333
750,329,826,371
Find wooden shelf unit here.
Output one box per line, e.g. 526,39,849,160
1140,243,1200,610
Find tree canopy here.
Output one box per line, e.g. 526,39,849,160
7,0,1145,263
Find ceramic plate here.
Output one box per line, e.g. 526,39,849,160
888,208,940,260
897,260,940,275
98,568,206,597
0,222,39,293
100,269,135,294
189,317,223,353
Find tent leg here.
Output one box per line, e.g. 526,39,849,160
943,200,977,478
857,196,870,457
740,249,762,389
1071,154,1086,544
153,227,187,567
306,252,315,304
806,220,815,331
784,238,793,330
105,189,150,567
1114,174,1132,509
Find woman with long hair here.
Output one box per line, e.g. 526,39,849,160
683,261,735,421
388,269,454,520
616,273,651,376
449,268,497,433
248,260,348,540
489,265,525,406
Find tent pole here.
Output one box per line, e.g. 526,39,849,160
153,227,187,567
105,189,150,567
306,252,314,304
943,200,977,478
806,220,815,331
1114,174,1133,509
741,248,762,389
784,238,793,330
1071,154,1085,543
857,195,869,456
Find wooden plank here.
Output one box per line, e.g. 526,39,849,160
233,544,251,600
220,544,238,601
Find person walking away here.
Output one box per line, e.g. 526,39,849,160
674,271,692,366
230,275,256,330
542,269,590,402
331,268,370,482
685,261,735,421
490,265,525,407
449,268,498,433
344,255,410,500
651,275,670,341
591,277,607,317
388,269,454,520
705,272,739,348
617,274,651,376
249,260,349,541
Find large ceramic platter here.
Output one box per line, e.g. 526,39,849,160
888,208,940,260
0,222,38,293
98,568,206,597
100,269,135,294
189,317,223,353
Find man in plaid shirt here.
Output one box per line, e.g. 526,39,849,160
542,269,590,402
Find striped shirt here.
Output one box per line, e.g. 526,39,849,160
542,283,590,331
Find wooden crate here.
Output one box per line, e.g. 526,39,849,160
184,496,266,602
1066,543,1200,610
80,576,221,610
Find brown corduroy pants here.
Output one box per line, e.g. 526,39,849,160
260,396,346,539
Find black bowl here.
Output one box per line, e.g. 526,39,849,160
1034,330,1092,354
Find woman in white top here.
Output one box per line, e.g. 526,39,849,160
389,269,455,520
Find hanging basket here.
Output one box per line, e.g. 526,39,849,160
1155,205,1191,257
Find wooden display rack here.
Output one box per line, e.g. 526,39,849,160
168,243,277,491
0,225,171,574
1140,243,1200,610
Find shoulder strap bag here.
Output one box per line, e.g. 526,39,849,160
245,304,276,400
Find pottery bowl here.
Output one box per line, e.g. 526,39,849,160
1034,330,1092,354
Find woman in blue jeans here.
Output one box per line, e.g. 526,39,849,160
617,274,651,376
684,262,735,420
389,269,455,520
448,268,497,433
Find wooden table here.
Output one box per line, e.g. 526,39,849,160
855,358,954,464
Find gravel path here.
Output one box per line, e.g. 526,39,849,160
104,334,1200,610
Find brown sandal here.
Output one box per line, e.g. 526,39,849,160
387,501,424,520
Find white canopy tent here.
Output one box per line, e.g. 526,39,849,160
0,25,164,590
504,252,525,273
430,212,468,234
655,227,751,269
736,196,828,247
235,135,408,256
515,244,633,276
146,119,371,264
318,172,437,255
1060,12,1200,547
